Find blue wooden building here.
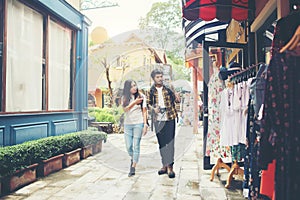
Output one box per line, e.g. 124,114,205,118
0,0,91,146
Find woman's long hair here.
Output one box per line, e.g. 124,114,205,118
122,80,142,107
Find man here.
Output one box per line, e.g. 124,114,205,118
147,69,180,178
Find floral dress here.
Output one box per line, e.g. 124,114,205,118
206,71,231,164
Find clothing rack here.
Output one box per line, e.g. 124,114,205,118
210,63,264,187
228,62,264,84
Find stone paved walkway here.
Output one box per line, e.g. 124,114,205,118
1,125,245,200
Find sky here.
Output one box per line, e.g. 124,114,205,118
81,0,169,37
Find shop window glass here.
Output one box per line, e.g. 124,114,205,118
48,20,72,110
6,0,43,112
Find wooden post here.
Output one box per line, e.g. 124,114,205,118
192,61,199,134
277,0,290,19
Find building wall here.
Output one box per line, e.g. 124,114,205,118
66,0,81,10
88,35,166,91
0,0,90,146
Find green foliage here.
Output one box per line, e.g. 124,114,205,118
77,129,108,146
138,0,184,51
0,130,107,178
166,51,191,81
88,106,124,124
95,112,115,123
138,0,185,76
139,0,181,31
89,40,95,47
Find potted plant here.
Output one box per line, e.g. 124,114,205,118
0,129,107,195
63,148,81,167
77,129,107,155
0,142,39,194
4,163,38,192
80,144,93,159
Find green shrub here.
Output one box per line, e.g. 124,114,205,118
88,106,124,124
0,130,107,178
95,112,115,123
77,130,107,146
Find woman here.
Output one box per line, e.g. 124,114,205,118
121,80,148,177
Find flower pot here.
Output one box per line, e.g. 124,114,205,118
2,163,38,193
80,145,93,159
0,179,3,197
92,140,103,154
37,154,63,177
63,148,81,167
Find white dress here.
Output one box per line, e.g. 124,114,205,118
239,81,250,144
219,88,235,146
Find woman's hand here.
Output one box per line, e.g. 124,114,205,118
134,97,143,105
142,124,148,136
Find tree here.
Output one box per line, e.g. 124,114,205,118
139,0,189,80
167,51,191,81
100,57,113,108
138,0,183,52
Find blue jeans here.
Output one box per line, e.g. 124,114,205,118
124,123,143,163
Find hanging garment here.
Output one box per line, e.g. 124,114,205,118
240,81,249,144
250,63,269,119
259,12,300,200
206,71,231,164
260,160,276,200
219,87,235,146
232,84,242,145
244,96,265,199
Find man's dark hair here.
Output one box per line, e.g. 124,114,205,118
151,68,163,79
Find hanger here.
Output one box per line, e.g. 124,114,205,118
228,63,262,84
280,25,300,53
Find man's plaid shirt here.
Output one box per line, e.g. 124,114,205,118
146,85,177,121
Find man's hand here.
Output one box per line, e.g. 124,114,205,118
154,106,160,114
175,93,181,103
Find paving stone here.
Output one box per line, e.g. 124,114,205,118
22,186,64,200
200,187,227,200
124,192,151,200
176,193,203,200
0,125,245,200
0,195,25,200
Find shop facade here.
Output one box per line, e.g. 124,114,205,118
0,0,91,146
182,0,299,199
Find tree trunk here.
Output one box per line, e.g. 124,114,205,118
105,67,113,107
101,57,113,108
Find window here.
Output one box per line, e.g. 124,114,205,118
0,2,4,110
6,0,43,112
48,20,72,110
3,0,75,112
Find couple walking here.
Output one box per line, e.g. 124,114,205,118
121,69,180,178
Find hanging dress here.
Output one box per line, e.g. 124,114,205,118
206,70,231,164
259,12,300,200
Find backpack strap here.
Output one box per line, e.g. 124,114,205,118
149,86,156,106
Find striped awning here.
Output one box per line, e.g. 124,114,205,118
182,0,248,22
184,18,228,47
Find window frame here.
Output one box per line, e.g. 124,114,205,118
0,0,77,113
